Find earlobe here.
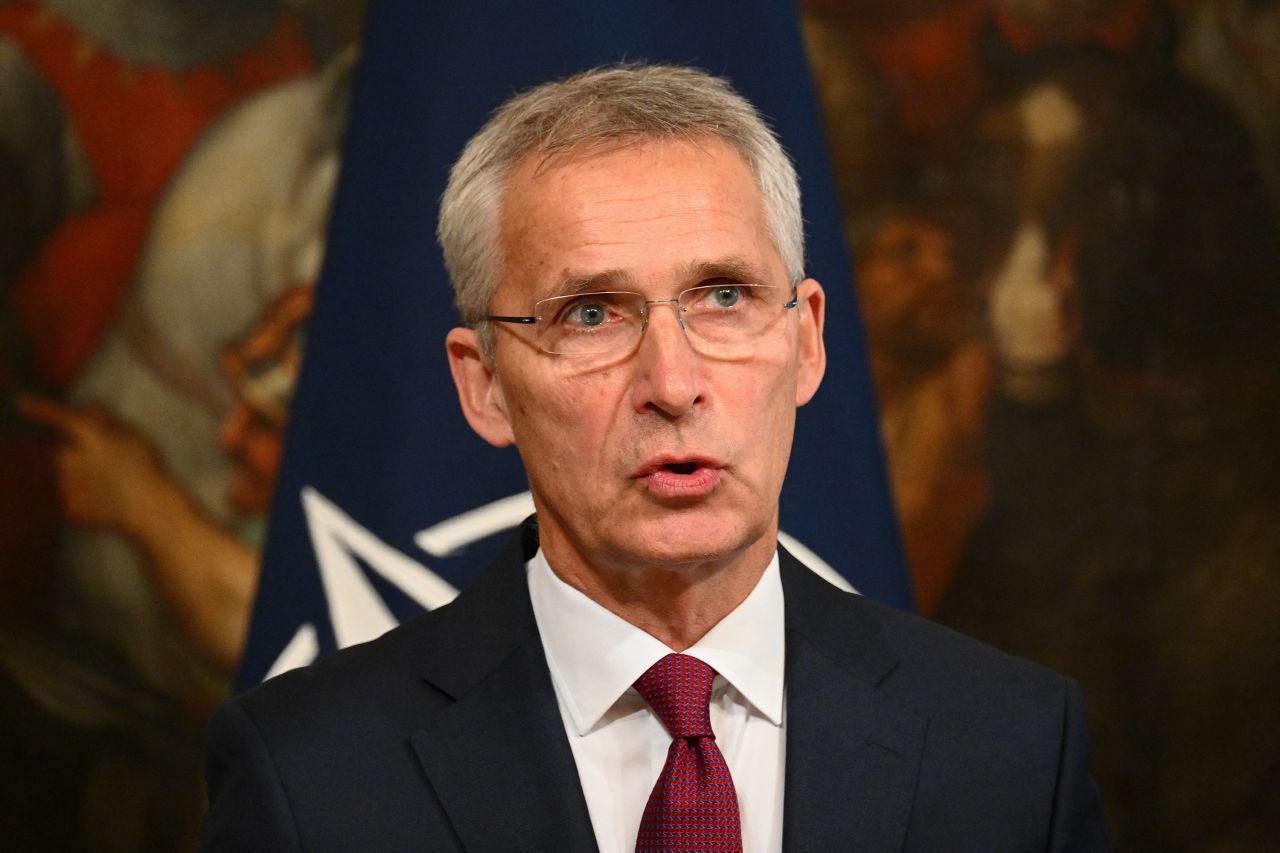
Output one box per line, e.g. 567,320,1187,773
794,278,827,407
445,327,515,447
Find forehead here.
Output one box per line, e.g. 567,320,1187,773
495,137,781,301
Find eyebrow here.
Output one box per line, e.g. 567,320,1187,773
546,269,637,299
544,256,772,300
679,257,771,285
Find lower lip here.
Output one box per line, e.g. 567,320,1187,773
639,467,721,499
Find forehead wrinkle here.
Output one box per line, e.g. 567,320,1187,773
578,180,745,215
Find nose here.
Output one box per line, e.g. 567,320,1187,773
631,301,701,417
219,403,252,454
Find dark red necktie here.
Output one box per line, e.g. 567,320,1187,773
633,653,743,853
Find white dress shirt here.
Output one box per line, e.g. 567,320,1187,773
527,549,786,853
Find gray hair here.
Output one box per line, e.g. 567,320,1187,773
437,63,805,345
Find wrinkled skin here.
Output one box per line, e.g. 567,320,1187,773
447,138,826,646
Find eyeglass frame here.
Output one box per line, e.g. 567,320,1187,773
482,282,800,357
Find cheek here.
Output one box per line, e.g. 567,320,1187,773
736,367,799,488
219,405,252,451
505,374,618,474
718,354,797,442
243,428,285,478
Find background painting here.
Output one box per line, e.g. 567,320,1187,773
0,0,1276,850
802,0,1280,849
0,1,365,849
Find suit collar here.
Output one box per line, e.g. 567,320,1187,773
411,518,599,852
779,547,926,851
530,546,787,736
408,525,924,852
779,545,902,687
414,517,541,697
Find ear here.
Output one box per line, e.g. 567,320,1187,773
794,278,827,407
445,327,515,447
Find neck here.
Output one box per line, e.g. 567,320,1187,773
539,526,776,651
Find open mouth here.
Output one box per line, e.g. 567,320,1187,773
636,456,723,499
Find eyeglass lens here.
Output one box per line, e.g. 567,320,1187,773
533,284,790,356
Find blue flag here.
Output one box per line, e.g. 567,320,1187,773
238,0,910,689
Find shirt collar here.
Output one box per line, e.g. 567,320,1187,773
528,548,785,737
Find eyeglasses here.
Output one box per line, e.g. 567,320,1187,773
484,283,798,357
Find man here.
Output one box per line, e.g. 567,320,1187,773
200,64,1109,851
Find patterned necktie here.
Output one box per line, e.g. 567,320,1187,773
633,653,743,853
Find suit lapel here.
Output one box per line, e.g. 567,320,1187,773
409,521,598,852
405,529,925,851
780,550,926,852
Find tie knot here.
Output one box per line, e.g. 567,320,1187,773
633,653,717,739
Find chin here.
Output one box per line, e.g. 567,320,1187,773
613,506,769,569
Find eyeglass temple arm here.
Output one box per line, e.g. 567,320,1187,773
483,314,538,324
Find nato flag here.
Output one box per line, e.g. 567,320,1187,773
238,0,910,689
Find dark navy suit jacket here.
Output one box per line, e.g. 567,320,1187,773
200,520,1110,851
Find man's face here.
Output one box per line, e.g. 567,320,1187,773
448,138,825,577
856,216,971,361
219,286,312,516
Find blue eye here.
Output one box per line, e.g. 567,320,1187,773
566,301,608,327
710,286,742,308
